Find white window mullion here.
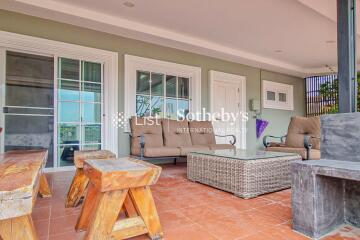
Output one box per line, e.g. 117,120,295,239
79,60,83,150
53,55,59,167
0,48,6,153
149,72,152,117
163,74,167,118
176,76,179,120
101,63,105,149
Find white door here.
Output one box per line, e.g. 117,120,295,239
209,71,246,149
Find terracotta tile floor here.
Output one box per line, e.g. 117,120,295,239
34,163,360,240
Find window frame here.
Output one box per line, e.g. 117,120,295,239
124,55,201,130
0,31,118,171
135,71,191,119
262,80,294,111
57,58,103,167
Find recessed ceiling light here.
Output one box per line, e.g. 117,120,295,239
123,1,135,7
326,40,336,44
275,50,283,53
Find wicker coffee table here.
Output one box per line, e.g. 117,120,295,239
187,149,301,199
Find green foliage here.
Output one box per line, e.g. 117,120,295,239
319,74,360,113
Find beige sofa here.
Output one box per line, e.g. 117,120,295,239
263,116,320,160
130,117,236,161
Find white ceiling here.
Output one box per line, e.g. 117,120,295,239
1,0,360,77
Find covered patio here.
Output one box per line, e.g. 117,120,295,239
1,0,360,239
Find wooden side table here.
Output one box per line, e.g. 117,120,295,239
65,150,116,208
75,157,163,240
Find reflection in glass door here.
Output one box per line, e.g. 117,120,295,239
3,51,55,167
57,58,102,166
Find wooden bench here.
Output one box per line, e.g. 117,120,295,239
0,150,51,240
65,150,116,207
75,157,163,240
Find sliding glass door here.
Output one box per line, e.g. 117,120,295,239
57,58,103,167
3,51,55,167
1,51,103,168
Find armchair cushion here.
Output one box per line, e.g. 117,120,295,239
162,119,192,147
189,120,216,145
144,147,181,157
130,117,163,156
266,146,320,160
286,116,321,150
268,142,286,147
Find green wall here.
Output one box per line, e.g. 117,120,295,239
0,10,305,156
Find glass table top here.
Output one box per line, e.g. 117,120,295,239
190,149,299,160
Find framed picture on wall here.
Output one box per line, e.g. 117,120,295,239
262,80,294,110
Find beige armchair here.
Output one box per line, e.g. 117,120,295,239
263,116,321,160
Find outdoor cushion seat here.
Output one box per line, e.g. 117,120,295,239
264,116,321,160
189,120,216,145
208,144,235,150
129,117,236,161
144,147,181,157
130,116,163,156
162,119,192,147
179,145,209,156
267,146,320,160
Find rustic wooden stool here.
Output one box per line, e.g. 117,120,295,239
65,150,116,208
0,150,49,240
75,157,163,240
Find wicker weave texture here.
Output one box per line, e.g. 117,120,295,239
187,153,301,198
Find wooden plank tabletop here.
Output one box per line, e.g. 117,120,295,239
0,150,48,220
74,150,116,168
84,157,162,191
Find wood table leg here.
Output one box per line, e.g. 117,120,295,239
84,189,128,240
66,168,89,208
38,174,52,198
130,186,163,240
75,183,100,231
123,195,138,218
0,215,38,240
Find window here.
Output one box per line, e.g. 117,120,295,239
125,55,201,125
262,80,294,110
0,31,118,169
135,71,190,119
57,57,102,166
305,74,338,116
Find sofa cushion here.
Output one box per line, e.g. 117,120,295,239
189,120,216,145
285,116,321,150
162,119,192,147
144,147,181,157
131,134,165,156
208,144,235,150
179,145,210,156
130,116,163,156
266,146,320,160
